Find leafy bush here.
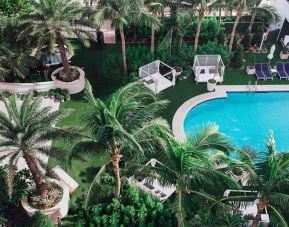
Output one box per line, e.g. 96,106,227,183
27,211,53,227
230,45,244,68
241,29,252,51
199,17,221,43
251,25,265,47
197,41,232,65
0,166,32,207
73,182,176,226
217,30,225,45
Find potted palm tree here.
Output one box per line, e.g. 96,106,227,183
19,0,92,85
0,94,74,220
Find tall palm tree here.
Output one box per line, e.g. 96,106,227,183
68,81,172,197
0,94,74,198
129,124,241,227
146,2,164,54
19,0,94,81
211,133,289,227
95,0,159,77
227,0,278,52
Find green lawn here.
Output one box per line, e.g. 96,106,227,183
49,35,289,206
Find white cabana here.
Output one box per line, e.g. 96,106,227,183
224,190,270,227
129,159,176,202
192,55,225,83
139,60,176,94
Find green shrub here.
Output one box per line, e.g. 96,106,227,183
49,89,55,97
197,41,232,65
230,45,244,68
73,181,176,226
241,29,252,51
27,211,53,227
217,29,225,45
252,25,265,47
2,91,10,98
199,17,221,43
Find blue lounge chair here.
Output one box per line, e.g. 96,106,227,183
255,64,266,80
261,64,273,80
276,63,288,79
284,63,289,77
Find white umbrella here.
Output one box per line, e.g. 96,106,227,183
267,44,276,64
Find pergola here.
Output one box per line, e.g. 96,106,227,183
139,60,176,94
192,55,225,83
129,159,176,202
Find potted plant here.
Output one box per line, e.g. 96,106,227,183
207,78,217,92
280,50,289,60
246,51,256,75
173,67,183,76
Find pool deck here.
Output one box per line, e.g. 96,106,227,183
172,84,289,142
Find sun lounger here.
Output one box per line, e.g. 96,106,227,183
261,64,273,80
284,63,289,77
255,64,266,80
276,63,288,79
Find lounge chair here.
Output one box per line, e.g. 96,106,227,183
284,63,289,77
276,63,288,79
261,64,273,80
255,64,266,80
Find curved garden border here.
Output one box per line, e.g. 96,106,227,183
0,67,85,95
172,84,289,143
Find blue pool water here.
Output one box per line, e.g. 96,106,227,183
184,92,289,151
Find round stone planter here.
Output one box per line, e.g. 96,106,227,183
207,79,217,92
51,67,85,94
21,179,70,222
173,67,183,76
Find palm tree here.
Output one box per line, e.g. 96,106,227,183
68,81,172,197
211,133,289,227
146,2,164,54
0,94,74,198
19,0,94,81
95,0,159,77
228,0,278,52
129,124,241,226
192,0,210,52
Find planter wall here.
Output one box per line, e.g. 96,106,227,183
0,67,85,95
51,67,85,94
21,179,70,223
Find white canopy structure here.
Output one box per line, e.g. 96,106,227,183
192,55,225,83
139,60,176,94
224,190,270,227
129,159,176,202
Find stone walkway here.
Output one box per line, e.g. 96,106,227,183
172,84,289,142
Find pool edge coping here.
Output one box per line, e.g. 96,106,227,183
172,84,289,142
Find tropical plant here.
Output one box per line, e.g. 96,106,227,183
227,0,278,52
68,81,171,197
0,94,74,201
212,133,289,227
27,211,54,227
230,45,244,68
0,0,33,16
19,0,94,81
73,181,176,226
240,29,252,51
96,0,159,77
128,124,241,226
146,1,164,54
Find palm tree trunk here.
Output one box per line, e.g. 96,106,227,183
229,11,242,52
55,31,72,81
119,24,128,77
252,199,266,227
22,151,47,198
248,11,256,32
151,26,155,54
194,12,204,52
111,145,122,197
218,7,222,22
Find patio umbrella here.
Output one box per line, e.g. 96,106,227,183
267,44,276,64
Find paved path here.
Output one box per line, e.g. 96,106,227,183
100,20,116,44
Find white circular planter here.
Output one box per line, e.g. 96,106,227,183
21,179,70,222
207,80,217,92
51,67,85,94
173,67,183,76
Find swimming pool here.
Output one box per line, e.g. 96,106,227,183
184,92,289,151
